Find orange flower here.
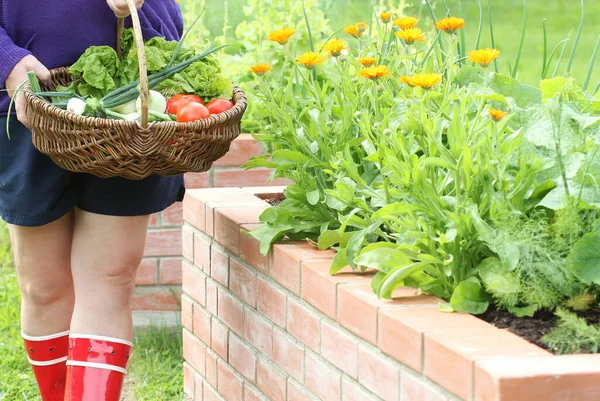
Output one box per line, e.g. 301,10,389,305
489,109,509,121
359,65,390,80
355,22,369,33
358,57,377,67
394,17,419,30
344,25,362,38
296,52,326,69
268,28,296,45
435,17,465,34
380,12,392,23
250,64,273,76
401,73,442,89
323,38,349,57
468,48,500,67
395,28,425,45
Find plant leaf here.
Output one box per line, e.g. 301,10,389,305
566,232,600,284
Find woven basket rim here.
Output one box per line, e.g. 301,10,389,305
23,68,247,132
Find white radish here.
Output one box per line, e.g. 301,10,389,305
136,90,167,114
67,98,87,115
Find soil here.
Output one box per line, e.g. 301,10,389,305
267,198,283,206
480,307,600,353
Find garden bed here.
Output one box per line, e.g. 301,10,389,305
181,187,600,401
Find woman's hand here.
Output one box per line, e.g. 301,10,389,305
5,55,51,129
107,0,144,18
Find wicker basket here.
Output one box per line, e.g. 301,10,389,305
23,0,247,180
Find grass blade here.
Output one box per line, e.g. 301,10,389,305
593,80,600,95
441,0,450,16
424,0,444,53
565,0,584,75
167,9,204,68
541,19,548,78
487,0,498,72
457,0,467,65
543,35,571,79
553,34,571,78
511,0,527,78
301,0,317,80
583,35,600,92
475,0,483,50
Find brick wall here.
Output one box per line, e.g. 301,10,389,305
181,187,600,401
133,135,289,311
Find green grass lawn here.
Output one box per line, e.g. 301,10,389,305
0,222,183,401
188,0,600,87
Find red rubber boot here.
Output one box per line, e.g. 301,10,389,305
22,330,70,401
63,335,133,401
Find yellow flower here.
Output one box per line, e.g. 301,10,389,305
296,52,327,69
355,22,369,33
435,17,465,34
268,28,296,45
394,17,419,30
395,28,425,45
401,73,442,89
359,65,390,80
250,63,273,76
380,12,392,23
468,48,500,67
323,38,349,57
358,57,377,67
344,25,362,38
489,109,509,121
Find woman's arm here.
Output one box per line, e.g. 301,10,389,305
107,0,145,18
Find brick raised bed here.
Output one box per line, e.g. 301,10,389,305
181,187,600,401
133,135,289,311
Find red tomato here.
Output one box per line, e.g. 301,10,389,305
206,98,235,115
167,94,204,115
176,102,211,123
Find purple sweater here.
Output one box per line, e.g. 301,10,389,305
0,0,184,115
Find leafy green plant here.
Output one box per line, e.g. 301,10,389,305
542,308,600,354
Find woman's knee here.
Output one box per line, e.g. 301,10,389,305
19,271,73,307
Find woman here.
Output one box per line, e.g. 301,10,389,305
0,1,186,400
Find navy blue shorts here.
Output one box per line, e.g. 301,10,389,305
0,116,185,227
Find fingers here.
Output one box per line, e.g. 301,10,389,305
15,92,31,129
30,59,52,86
108,0,144,17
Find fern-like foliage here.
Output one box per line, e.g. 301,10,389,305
542,308,600,354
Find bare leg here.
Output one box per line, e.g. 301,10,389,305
9,212,75,336
69,208,149,341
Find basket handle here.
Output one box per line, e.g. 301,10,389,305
116,0,150,128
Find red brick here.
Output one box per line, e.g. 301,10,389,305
400,371,447,401
244,307,273,357
341,377,379,401
136,258,158,285
287,298,320,351
205,349,218,388
183,192,207,232
214,168,291,188
206,200,261,240
204,382,224,401
132,286,180,311
218,289,244,335
244,383,266,401
195,373,204,401
206,280,218,315
163,202,184,226
257,358,287,401
288,380,314,401
184,329,206,375
182,294,194,331
217,360,244,401
145,228,183,257
213,207,267,255
272,243,335,295
305,352,341,401
182,227,194,261
257,277,287,327
214,134,263,166
159,257,183,284
148,213,159,227
240,224,269,274
230,260,257,307
301,260,373,319
358,346,400,401
321,320,358,378
241,186,287,197
338,283,437,344
273,328,304,382
185,172,211,189
474,355,600,401
182,262,206,306
229,333,257,382
194,234,211,273
425,328,550,401
193,305,211,346
211,319,229,360
183,362,195,398
379,306,490,372
211,247,230,287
